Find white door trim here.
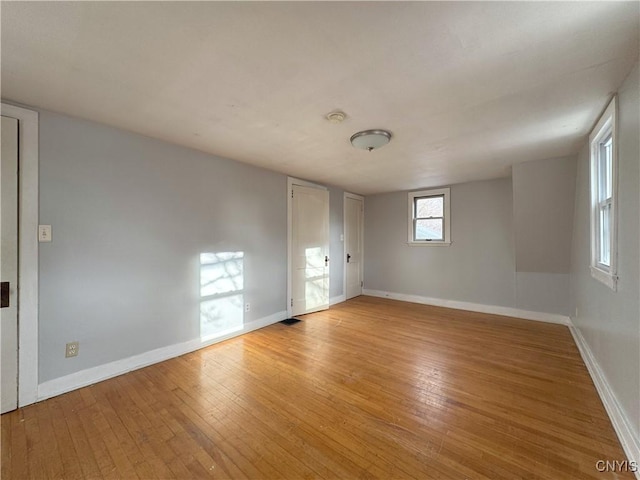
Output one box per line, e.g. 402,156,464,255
287,177,328,318
343,192,364,300
1,103,39,408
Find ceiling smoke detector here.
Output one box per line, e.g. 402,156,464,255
326,111,346,124
350,129,392,151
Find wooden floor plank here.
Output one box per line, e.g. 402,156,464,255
20,406,47,479
182,353,369,479
48,397,86,480
56,391,104,479
34,400,66,479
1,297,633,479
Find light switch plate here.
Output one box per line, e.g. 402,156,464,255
38,225,52,242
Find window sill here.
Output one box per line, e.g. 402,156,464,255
408,241,451,247
590,266,618,291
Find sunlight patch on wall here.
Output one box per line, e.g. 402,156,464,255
304,246,328,311
200,252,244,340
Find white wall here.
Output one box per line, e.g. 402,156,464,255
514,272,571,316
570,63,640,445
364,163,582,317
513,156,576,315
35,107,352,389
37,109,292,383
513,156,576,273
364,178,517,308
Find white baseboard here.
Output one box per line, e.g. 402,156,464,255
362,289,571,325
37,310,287,401
569,322,640,475
330,294,346,306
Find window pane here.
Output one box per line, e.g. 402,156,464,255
416,196,443,218
599,204,610,266
604,136,612,199
599,134,613,201
415,219,443,240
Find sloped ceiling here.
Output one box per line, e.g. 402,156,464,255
2,2,638,195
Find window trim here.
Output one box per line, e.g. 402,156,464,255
589,96,618,290
408,188,451,246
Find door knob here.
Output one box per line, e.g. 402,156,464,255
347,253,351,263
325,256,329,266
1,282,9,308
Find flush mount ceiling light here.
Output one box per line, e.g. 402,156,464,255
326,111,346,124
350,129,392,151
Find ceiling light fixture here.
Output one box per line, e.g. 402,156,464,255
350,129,392,151
326,111,346,124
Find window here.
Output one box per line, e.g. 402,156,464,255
589,96,617,290
408,188,451,245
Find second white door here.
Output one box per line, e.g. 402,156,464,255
344,194,364,300
1,116,19,414
291,184,330,316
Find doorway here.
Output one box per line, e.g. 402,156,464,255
0,103,39,410
287,178,330,317
344,193,364,300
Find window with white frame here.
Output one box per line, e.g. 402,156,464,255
408,188,451,245
589,96,617,290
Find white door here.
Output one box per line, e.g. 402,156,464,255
1,116,19,414
291,184,330,316
345,195,364,299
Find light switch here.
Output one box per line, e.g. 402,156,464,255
340,234,344,242
38,225,52,242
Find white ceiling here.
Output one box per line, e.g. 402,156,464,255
2,2,638,195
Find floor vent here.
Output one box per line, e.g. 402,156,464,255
280,318,301,325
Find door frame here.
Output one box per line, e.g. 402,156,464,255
343,192,364,300
286,177,328,318
1,103,39,408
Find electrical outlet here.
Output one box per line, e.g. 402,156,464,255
244,303,250,312
65,341,79,358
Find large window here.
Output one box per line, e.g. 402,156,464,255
408,188,451,245
589,96,617,290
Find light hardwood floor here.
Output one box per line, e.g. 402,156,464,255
1,296,632,479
